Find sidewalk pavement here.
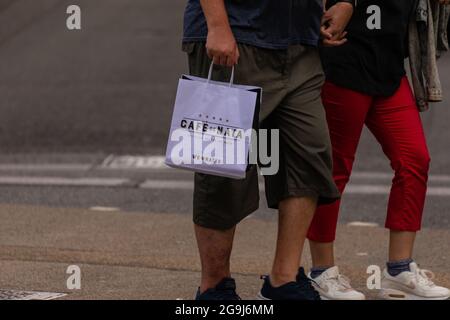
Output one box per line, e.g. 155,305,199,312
0,204,449,300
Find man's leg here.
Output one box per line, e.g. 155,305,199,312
193,168,259,297
195,225,235,293
185,43,261,298
271,197,317,286
262,46,341,293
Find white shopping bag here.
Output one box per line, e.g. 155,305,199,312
165,63,262,179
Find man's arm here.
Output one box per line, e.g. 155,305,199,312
200,0,239,67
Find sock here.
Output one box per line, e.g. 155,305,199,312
387,259,414,277
310,266,331,279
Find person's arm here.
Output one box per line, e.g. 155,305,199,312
200,0,239,67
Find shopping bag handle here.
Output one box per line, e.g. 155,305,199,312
207,62,235,87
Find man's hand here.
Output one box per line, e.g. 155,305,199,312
321,2,354,47
206,26,240,67
200,0,239,66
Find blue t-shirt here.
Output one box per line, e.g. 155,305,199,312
183,0,324,49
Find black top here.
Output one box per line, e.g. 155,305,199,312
320,0,415,96
183,0,324,49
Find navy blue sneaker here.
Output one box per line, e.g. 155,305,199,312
296,267,320,299
258,274,321,300
195,277,241,300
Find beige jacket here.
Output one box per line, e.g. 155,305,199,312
409,0,450,111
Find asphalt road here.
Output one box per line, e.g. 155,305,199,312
0,0,449,300
0,0,186,154
0,0,448,173
0,0,449,226
1,204,449,300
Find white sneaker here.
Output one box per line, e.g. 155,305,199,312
308,266,366,300
379,262,450,300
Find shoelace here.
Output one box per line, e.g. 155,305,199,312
412,267,436,287
323,274,352,291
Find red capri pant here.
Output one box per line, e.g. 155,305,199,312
307,77,430,243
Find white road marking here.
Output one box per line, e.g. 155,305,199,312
0,176,129,187
1,157,450,185
0,168,449,197
0,174,450,197
424,187,450,196
89,206,121,212
139,180,450,197
0,289,66,300
139,179,194,190
101,155,167,169
346,184,450,196
345,185,391,194
1,175,449,197
98,155,450,182
351,172,450,183
356,252,369,256
347,221,380,227
0,164,92,171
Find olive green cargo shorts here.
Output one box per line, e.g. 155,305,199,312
183,42,340,230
